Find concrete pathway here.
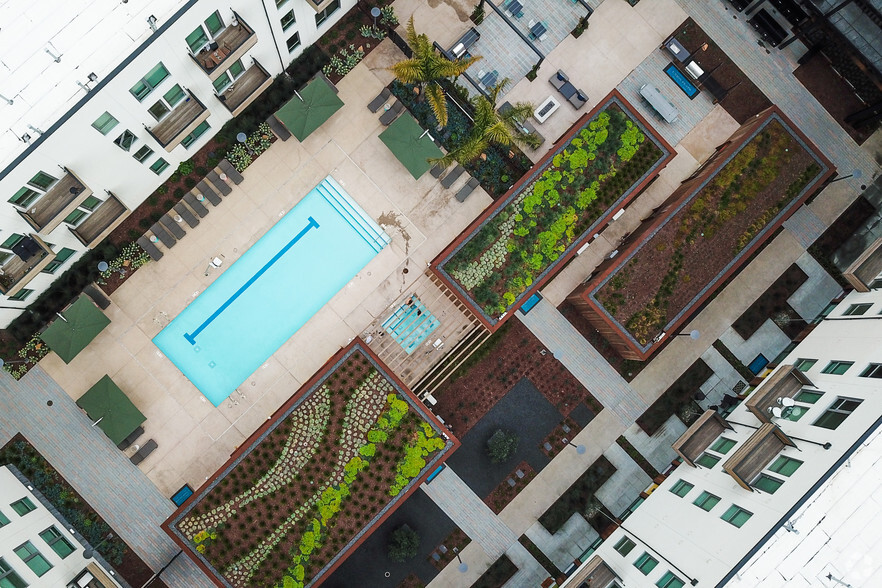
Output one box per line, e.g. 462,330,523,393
517,298,647,425
0,367,213,588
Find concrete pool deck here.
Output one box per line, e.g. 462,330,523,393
38,47,492,498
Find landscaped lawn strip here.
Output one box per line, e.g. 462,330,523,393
483,461,536,514
538,455,616,534
596,119,822,347
173,350,448,588
636,359,713,435
472,555,519,588
441,104,664,319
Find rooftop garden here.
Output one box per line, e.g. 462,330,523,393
593,116,827,349
434,94,670,324
167,346,455,588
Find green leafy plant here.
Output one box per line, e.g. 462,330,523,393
379,5,399,27
387,524,419,562
487,429,519,463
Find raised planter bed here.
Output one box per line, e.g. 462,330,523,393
163,342,457,588
569,107,834,360
538,455,616,534
433,90,674,328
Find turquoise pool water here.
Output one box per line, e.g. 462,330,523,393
382,296,439,354
153,176,390,406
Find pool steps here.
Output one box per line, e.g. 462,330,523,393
317,177,390,254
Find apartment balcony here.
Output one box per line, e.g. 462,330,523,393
672,410,735,467
307,0,339,13
190,13,257,82
68,561,119,588
18,168,93,235
723,422,795,491
146,90,209,151
566,555,621,587
843,235,882,292
0,235,54,296
69,193,129,248
217,60,272,116
745,365,814,423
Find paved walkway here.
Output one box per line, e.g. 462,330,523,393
517,298,647,425
0,367,213,588
783,204,829,250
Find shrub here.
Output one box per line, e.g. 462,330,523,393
184,177,197,189
139,218,152,230
149,211,162,222
487,429,518,463
387,524,419,562
173,188,185,198
162,199,175,211
157,185,169,195
148,195,159,206
195,165,209,176
177,160,195,175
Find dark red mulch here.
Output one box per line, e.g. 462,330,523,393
540,417,582,460
433,320,603,435
397,573,426,588
427,528,471,572
483,461,536,514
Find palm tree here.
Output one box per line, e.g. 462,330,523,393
389,17,481,126
432,79,541,169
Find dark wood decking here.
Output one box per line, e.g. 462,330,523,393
222,62,271,114
72,195,128,247
21,172,90,232
150,93,207,147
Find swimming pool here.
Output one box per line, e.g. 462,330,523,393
153,176,390,406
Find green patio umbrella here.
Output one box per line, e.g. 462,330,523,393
40,294,111,363
379,114,444,179
274,77,345,141
76,375,146,446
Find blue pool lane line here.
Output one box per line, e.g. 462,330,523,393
184,216,320,345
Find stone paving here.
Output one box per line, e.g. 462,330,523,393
525,514,598,572
623,416,686,475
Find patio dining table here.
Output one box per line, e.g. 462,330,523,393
480,70,499,88
529,21,547,39
506,0,523,17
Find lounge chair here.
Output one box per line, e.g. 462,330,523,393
218,159,245,184
196,180,222,206
149,223,176,248
266,115,291,141
130,439,157,466
441,164,465,189
550,70,568,90
117,426,143,450
173,203,199,228
206,170,232,196
183,192,209,217
379,100,404,126
568,90,588,109
430,163,445,178
368,88,392,113
455,177,480,202
83,284,111,310
136,236,163,261
160,215,186,239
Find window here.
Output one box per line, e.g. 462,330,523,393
656,571,686,588
870,277,882,290
821,360,853,375
42,248,75,274
213,59,245,93
9,171,60,209
287,31,301,53
814,397,862,430
619,496,643,522
281,9,296,30
860,363,882,379
9,188,40,208
7,289,33,302
613,536,635,557
0,558,27,588
693,491,720,512
753,474,783,493
794,358,817,372
795,390,823,404
14,542,51,577
63,195,101,227
669,480,694,498
133,145,154,163
695,453,720,468
0,510,9,527
113,129,137,151
710,437,736,455
315,0,340,27
634,552,658,575
28,171,57,191
39,527,74,559
150,158,170,175
148,84,186,121
130,63,170,101
276,0,289,6
181,121,211,148
10,497,35,516
0,233,25,265
721,505,752,528
92,112,119,135
186,11,224,53
843,303,872,316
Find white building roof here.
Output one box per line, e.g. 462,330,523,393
727,424,882,588
0,0,187,172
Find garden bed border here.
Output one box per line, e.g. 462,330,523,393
431,89,676,329
161,339,459,588
572,106,834,360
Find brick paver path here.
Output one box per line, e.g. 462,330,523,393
517,298,647,425
783,205,829,249
0,367,214,588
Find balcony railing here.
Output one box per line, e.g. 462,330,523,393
18,168,93,235
723,422,795,491
216,60,272,116
0,235,54,296
70,193,129,248
190,12,257,82
672,410,734,467
307,0,339,13
146,90,209,151
843,235,882,292
566,555,621,587
745,365,814,423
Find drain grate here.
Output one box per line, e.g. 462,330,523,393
732,380,747,395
